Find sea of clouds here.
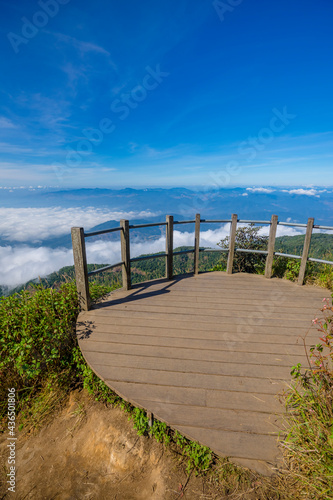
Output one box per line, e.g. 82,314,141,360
0,207,307,289
0,207,158,243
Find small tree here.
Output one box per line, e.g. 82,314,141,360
217,224,268,274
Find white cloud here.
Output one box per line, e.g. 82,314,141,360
0,207,158,243
246,187,274,193
0,245,74,288
283,188,319,197
258,225,305,238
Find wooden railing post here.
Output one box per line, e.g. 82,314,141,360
71,227,90,311
194,213,200,275
298,217,314,286
227,214,238,274
120,219,131,290
265,214,278,279
166,215,174,279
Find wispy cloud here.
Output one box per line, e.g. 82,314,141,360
47,31,118,71
0,117,17,129
50,31,111,56
246,187,274,193
0,143,34,154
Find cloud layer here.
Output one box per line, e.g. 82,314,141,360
0,207,158,243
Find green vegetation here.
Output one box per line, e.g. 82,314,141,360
281,297,333,499
216,223,268,274
211,225,333,290
0,281,116,428
276,233,333,261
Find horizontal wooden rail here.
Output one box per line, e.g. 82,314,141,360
238,220,271,224
173,249,195,256
87,262,124,276
274,252,302,260
131,253,166,262
308,257,333,265
129,222,167,229
200,219,231,223
200,248,228,253
313,224,333,230
278,222,308,228
236,249,268,255
173,220,196,225
71,213,333,310
84,227,122,238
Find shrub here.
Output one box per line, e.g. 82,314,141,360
281,293,333,498
0,281,115,422
216,224,268,274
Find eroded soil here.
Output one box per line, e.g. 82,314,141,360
0,389,230,499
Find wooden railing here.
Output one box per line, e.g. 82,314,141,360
71,214,333,310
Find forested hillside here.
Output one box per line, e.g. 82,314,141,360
275,233,333,260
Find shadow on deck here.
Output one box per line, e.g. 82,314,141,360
76,271,325,475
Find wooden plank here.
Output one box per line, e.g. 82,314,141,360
101,366,286,394
230,458,278,477
174,426,280,462
108,381,284,414
81,351,292,380
102,292,323,311
109,381,207,407
102,283,318,301
87,308,314,328
98,302,320,322
102,293,323,312
116,280,325,298
77,329,313,356
78,315,320,342
135,400,281,435
103,274,326,297
80,340,308,368
162,281,324,296
103,298,323,317
205,389,284,413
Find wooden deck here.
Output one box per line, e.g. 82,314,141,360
76,272,326,475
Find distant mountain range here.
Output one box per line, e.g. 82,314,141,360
0,187,332,249
1,186,332,224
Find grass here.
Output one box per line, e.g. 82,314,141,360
277,295,333,499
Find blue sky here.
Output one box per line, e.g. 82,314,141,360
0,0,332,188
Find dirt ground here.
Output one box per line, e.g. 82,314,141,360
0,389,242,500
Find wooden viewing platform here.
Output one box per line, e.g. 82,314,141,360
77,271,325,475
72,213,333,475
